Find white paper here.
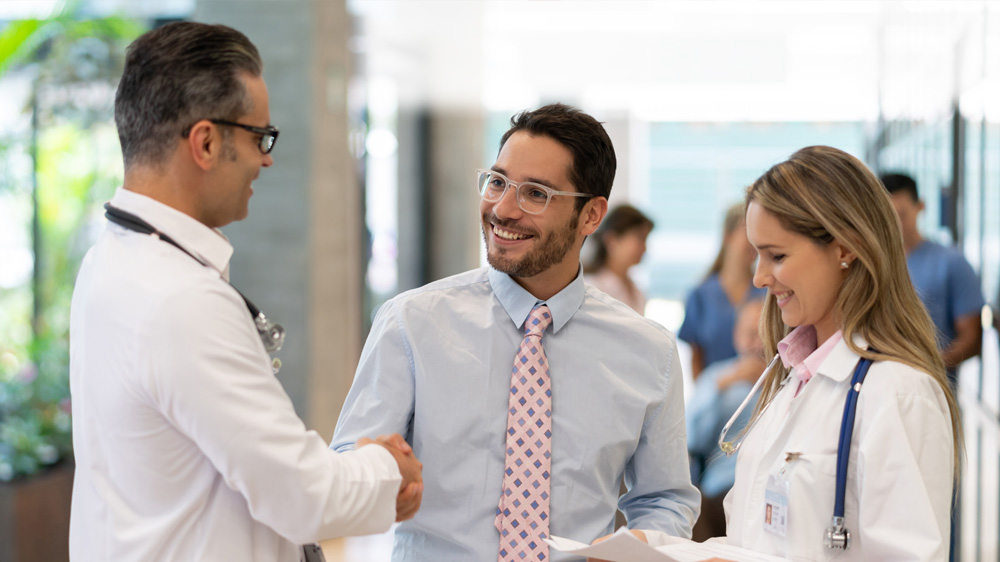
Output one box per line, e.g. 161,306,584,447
545,528,791,562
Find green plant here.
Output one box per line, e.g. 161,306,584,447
0,8,143,481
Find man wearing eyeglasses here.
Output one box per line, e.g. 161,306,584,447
333,103,699,561
69,22,422,562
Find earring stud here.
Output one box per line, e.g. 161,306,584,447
841,261,849,269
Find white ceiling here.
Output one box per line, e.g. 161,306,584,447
349,0,998,121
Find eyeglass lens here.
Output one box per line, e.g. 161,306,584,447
258,133,276,154
477,171,550,214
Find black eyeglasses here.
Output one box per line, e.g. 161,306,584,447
209,119,280,154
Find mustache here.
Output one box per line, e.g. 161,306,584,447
483,213,539,237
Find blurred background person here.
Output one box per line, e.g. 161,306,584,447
584,203,655,315
880,173,985,387
678,203,764,378
685,296,765,542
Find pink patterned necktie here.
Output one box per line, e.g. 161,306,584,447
495,304,554,562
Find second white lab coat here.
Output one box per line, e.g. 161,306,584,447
723,334,954,561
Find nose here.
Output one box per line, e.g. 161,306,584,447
262,153,274,168
491,183,523,219
752,260,769,289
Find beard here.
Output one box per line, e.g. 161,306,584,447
482,210,579,278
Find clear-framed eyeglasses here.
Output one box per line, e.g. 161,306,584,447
476,168,594,215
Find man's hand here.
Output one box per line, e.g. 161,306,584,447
586,529,647,562
358,434,423,521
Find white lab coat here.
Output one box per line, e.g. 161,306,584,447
722,334,954,561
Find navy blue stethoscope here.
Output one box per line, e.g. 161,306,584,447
103,203,286,370
718,352,874,551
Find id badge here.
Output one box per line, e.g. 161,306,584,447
763,473,789,537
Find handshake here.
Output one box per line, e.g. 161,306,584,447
357,434,424,521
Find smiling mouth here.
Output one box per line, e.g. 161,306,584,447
492,224,533,241
774,290,793,303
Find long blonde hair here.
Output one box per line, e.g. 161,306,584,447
746,145,962,472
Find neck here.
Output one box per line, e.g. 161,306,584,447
901,228,923,253
604,257,631,278
718,256,752,284
513,263,579,302
123,161,208,226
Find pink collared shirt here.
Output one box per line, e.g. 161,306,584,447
777,325,844,395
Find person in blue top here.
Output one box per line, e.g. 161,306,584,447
880,173,984,386
685,296,764,542
678,203,765,378
331,103,699,562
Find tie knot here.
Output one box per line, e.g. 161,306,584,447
524,305,552,338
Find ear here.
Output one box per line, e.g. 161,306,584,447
185,119,222,171
834,241,857,268
580,196,609,237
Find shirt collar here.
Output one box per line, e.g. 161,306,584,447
777,325,817,370
815,331,870,383
488,266,585,334
109,187,234,278
777,325,844,383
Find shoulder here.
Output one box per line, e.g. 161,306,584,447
917,240,968,265
378,267,493,316
860,359,949,411
581,286,676,344
92,228,243,320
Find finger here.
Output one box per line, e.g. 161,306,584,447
356,437,374,448
377,433,413,455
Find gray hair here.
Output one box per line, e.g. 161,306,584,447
114,21,262,167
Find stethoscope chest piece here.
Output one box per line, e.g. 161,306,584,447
825,516,850,550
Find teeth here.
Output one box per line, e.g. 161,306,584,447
493,225,529,241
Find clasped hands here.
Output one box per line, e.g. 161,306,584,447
357,434,423,521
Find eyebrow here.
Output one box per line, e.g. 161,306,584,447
489,166,559,189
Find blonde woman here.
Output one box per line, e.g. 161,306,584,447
694,146,961,561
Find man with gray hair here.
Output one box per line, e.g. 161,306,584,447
69,21,422,561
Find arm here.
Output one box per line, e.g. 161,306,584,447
942,253,986,368
941,313,982,368
331,298,417,451
857,377,954,561
715,355,765,391
620,340,701,537
678,290,705,379
690,345,706,379
149,284,403,543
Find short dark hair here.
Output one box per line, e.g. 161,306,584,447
880,173,919,202
114,21,262,167
499,103,616,209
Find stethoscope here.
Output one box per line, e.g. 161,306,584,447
718,351,874,551
103,203,286,372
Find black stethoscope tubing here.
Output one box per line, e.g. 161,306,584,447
102,202,285,357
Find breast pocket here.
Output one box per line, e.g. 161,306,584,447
778,452,841,562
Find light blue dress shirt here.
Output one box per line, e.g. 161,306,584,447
332,267,699,561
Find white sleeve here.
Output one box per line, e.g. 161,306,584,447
856,377,953,561
144,282,402,543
